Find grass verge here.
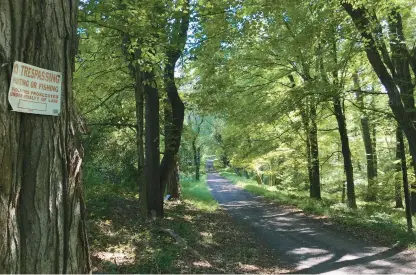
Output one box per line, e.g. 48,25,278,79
86,178,288,273
219,169,416,247
180,175,218,211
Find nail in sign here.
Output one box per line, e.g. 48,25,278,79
8,61,62,116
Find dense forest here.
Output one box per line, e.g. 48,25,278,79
1,0,416,273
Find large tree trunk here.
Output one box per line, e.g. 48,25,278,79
291,73,321,200
387,9,416,214
0,0,90,273
196,147,201,180
353,74,377,201
361,117,377,201
395,127,404,208
144,70,162,217
301,108,321,199
372,123,378,177
192,139,201,181
396,127,413,232
309,101,321,199
160,60,185,197
333,96,356,208
163,99,181,199
160,2,190,198
134,66,146,216
120,36,147,216
166,162,180,199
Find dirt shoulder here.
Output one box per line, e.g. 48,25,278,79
87,194,289,273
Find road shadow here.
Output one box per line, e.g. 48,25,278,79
206,170,416,274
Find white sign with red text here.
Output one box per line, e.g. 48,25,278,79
8,61,62,116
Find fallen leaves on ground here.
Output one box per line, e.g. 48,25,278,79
87,196,292,273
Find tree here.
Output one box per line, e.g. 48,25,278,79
189,114,204,180
395,127,404,208
160,0,191,198
0,0,90,273
396,127,413,232
342,2,416,167
333,96,357,208
353,73,378,201
77,0,191,217
144,69,163,217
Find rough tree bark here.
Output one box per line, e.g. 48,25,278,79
134,64,146,216
396,127,413,231
166,162,180,199
164,102,180,199
289,75,321,199
395,127,404,208
196,147,201,180
160,1,190,200
371,121,378,177
353,74,377,201
299,103,321,199
387,9,416,214
0,0,90,273
333,96,357,208
192,141,201,180
191,115,203,181
121,36,147,216
144,70,162,217
309,101,321,199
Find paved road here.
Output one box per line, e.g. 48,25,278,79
206,167,416,274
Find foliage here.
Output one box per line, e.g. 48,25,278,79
75,0,416,260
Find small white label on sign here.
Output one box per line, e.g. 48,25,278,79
8,61,62,116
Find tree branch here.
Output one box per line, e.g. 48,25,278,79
82,85,134,115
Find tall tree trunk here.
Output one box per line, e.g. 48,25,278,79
309,101,321,199
193,144,201,181
343,3,416,170
197,147,201,179
388,8,416,214
120,36,147,216
396,127,413,232
191,115,203,181
166,161,180,199
353,74,377,201
371,121,378,177
303,118,314,196
160,2,190,197
144,70,162,217
134,60,146,216
0,0,90,273
160,60,185,197
163,99,180,197
411,165,416,214
395,127,404,208
333,96,356,208
361,117,377,201
290,74,321,200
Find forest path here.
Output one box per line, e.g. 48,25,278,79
206,164,416,274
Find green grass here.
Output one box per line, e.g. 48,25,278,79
219,168,416,247
180,175,218,211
